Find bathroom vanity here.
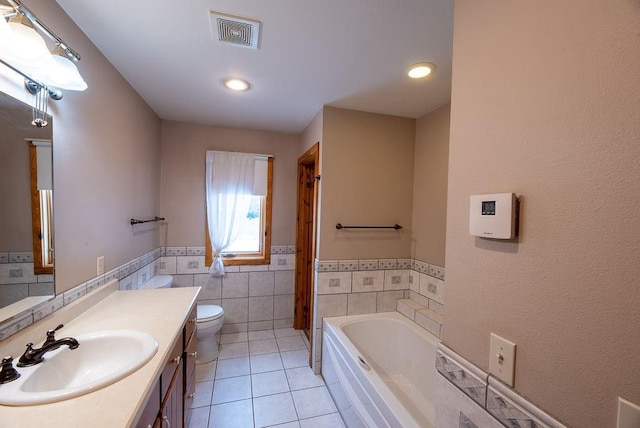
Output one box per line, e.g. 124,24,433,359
0,280,199,427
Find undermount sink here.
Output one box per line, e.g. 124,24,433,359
0,329,158,406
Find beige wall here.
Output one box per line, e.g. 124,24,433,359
446,1,640,426
0,0,161,292
318,107,415,260
160,121,300,246
412,103,450,267
300,108,323,156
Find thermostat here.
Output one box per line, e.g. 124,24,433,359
470,193,519,239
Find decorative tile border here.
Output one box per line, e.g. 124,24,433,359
437,344,567,428
0,247,164,341
437,344,488,407
315,258,443,276
487,377,567,428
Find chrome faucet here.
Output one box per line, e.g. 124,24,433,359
17,324,79,367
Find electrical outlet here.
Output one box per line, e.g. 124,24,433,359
97,256,104,275
489,333,516,386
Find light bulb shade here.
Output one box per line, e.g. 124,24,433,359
34,54,87,91
0,20,55,74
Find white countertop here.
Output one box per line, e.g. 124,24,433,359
0,283,199,427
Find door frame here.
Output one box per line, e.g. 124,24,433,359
294,143,319,363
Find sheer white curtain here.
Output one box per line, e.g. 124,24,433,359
206,151,255,276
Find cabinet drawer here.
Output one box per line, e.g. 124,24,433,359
184,305,197,348
161,338,182,400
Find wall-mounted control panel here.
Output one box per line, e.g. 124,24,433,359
470,193,519,239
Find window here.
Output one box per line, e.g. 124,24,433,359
205,152,272,271
29,141,54,275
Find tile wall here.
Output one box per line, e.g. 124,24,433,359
0,247,163,341
310,258,445,374
0,252,55,307
435,344,567,427
1,246,447,380
158,246,296,334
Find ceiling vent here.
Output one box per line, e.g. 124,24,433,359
210,12,261,49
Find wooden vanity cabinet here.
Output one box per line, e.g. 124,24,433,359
136,304,197,428
183,306,197,427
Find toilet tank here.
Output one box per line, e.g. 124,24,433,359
139,275,173,290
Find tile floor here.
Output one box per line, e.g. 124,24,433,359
188,328,345,428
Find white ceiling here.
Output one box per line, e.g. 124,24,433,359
55,0,453,134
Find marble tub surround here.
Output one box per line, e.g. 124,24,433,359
311,258,444,373
159,245,296,333
436,344,566,428
0,279,199,428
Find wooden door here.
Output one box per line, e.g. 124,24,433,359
294,143,319,353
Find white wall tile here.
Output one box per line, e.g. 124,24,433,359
176,256,208,274
315,294,348,320
269,254,295,271
347,292,377,315
316,271,352,294
352,270,384,293
249,271,275,296
0,263,37,285
274,294,294,319
172,274,194,287
195,274,222,299
221,297,249,324
415,309,442,337
222,272,249,298
383,269,409,291
409,290,430,307
248,296,274,322
137,263,152,287
421,275,445,305
376,290,404,313
159,256,177,275
409,270,419,292
275,270,295,295
119,273,137,291
240,264,269,272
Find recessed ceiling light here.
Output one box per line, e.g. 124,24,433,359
224,78,250,91
408,63,436,79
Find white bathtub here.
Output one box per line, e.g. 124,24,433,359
322,312,440,428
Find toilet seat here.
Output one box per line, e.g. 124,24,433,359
197,305,223,322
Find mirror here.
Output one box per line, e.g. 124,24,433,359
0,90,54,320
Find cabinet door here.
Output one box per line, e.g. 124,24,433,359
159,358,184,428
136,379,161,428
184,328,197,427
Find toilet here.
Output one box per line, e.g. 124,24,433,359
195,305,224,363
139,275,225,365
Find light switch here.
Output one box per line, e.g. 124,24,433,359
489,333,516,387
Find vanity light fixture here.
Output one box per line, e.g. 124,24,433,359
408,62,437,79
223,78,250,91
0,0,86,127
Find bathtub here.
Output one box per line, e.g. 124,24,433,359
322,312,440,428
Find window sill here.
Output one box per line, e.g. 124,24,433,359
205,254,271,266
